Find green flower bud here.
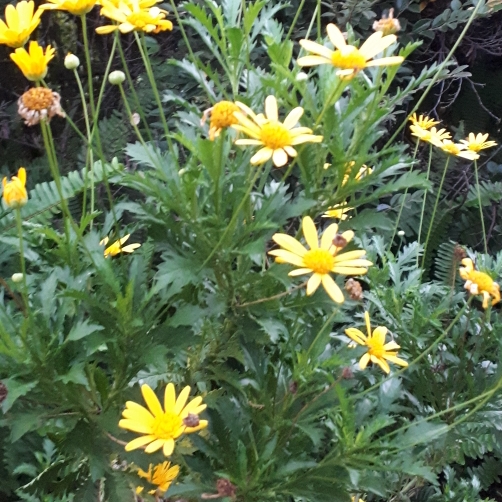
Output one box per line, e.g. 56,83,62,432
109,70,125,85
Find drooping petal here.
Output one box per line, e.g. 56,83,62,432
345,327,367,345
284,146,297,157
185,419,209,433
302,216,319,249
250,147,273,165
359,352,370,370
371,355,390,374
383,341,401,351
384,354,408,367
364,311,372,338
306,273,322,295
321,274,344,303
124,434,156,451
272,233,308,256
141,384,163,418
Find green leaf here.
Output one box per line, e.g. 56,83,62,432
66,321,104,342
1,378,38,413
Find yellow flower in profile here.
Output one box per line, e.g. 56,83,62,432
136,461,179,495
100,234,141,257
10,41,54,81
201,101,240,140
96,0,173,34
232,96,323,167
297,23,404,79
459,258,500,309
459,132,497,153
40,0,96,15
2,167,28,208
439,140,480,160
345,312,408,374
268,216,372,303
372,8,400,36
119,383,208,456
409,113,439,130
323,203,352,220
409,124,450,146
0,1,42,48
343,163,373,185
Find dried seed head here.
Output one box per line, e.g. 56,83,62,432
453,244,467,262
216,479,236,497
18,88,65,127
183,413,200,428
341,367,353,379
289,381,298,394
332,234,348,248
345,278,363,301
373,8,401,36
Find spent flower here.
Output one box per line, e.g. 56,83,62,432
232,95,323,167
269,216,372,303
201,101,240,140
298,23,403,79
18,87,65,126
345,311,408,374
119,383,207,456
10,41,54,81
372,8,401,36
0,0,42,48
459,258,500,309
2,167,28,209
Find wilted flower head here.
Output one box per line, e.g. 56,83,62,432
18,87,65,126
0,0,42,48
298,23,404,79
2,167,28,209
10,41,55,81
372,8,401,36
201,100,240,140
232,95,323,167
459,258,500,309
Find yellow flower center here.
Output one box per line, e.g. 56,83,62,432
331,46,366,70
211,101,239,129
128,11,154,28
151,412,183,439
260,122,292,149
303,249,335,274
367,335,385,358
470,270,495,292
20,88,54,111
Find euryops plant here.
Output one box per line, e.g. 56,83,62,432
1,0,502,501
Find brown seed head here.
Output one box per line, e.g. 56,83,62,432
453,244,467,262
341,367,353,379
183,413,200,428
344,278,363,301
333,234,348,248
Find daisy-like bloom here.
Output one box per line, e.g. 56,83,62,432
372,8,401,36
459,132,497,153
10,41,54,82
345,311,408,374
96,0,173,34
268,216,372,303
323,202,352,220
119,383,207,456
439,140,480,161
409,113,439,130
40,0,96,15
100,234,141,257
232,95,323,167
2,167,28,208
409,124,451,146
459,258,500,309
297,23,404,79
18,87,65,126
0,1,42,48
136,461,180,495
200,100,240,140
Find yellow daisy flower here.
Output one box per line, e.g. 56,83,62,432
459,258,500,309
119,383,208,456
322,203,352,220
100,234,141,257
409,113,439,130
268,216,372,303
0,0,42,48
342,163,373,185
459,132,497,153
345,311,408,374
136,461,179,495
96,0,173,34
40,0,96,15
232,95,323,167
409,124,451,146
439,140,480,160
2,167,28,209
200,100,240,140
297,23,404,79
10,41,54,82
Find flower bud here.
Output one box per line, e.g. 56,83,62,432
397,230,405,236
11,273,24,283
64,53,80,70
108,70,125,85
296,71,308,82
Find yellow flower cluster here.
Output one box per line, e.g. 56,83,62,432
409,113,496,160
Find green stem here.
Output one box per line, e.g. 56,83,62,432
416,143,433,267
473,159,488,253
285,0,306,41
421,155,450,270
14,209,29,316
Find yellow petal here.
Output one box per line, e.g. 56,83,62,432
302,216,318,249
359,32,395,59
331,266,369,275
124,434,156,451
184,419,208,433
164,383,176,411
300,39,334,59
290,134,323,145
326,23,346,50
162,438,175,456
268,249,306,267
297,55,331,66
359,352,370,370
117,419,153,434
333,250,366,262
306,273,322,295
384,354,408,367
141,384,163,417
321,274,344,303
250,147,273,165
371,355,390,374
174,385,191,415
272,233,308,256
364,311,371,337
283,107,304,129
272,148,288,167
264,95,278,122
320,223,339,249
144,439,165,453
345,327,367,345
365,56,404,67
372,326,387,345
288,267,313,276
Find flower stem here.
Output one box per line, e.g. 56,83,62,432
416,143,433,266
473,159,488,253
14,208,29,316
